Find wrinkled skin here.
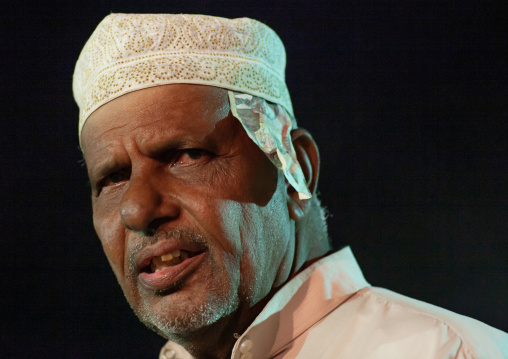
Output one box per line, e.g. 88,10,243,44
81,84,313,358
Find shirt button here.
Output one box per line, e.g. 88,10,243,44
239,338,253,359
161,348,176,359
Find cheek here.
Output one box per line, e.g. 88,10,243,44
214,200,244,252
237,178,294,302
93,200,126,281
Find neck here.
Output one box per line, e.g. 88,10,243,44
292,233,332,280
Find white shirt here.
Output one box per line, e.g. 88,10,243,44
160,247,508,359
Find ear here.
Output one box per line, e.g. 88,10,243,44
287,128,320,221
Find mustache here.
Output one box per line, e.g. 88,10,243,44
127,229,208,272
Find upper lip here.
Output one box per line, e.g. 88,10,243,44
135,239,206,274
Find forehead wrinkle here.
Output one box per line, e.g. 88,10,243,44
135,111,231,155
92,88,192,136
90,153,115,176
85,85,231,163
88,107,180,160
83,123,133,181
133,115,206,155
83,139,113,175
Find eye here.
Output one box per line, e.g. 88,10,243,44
107,172,129,184
172,149,209,166
97,170,130,192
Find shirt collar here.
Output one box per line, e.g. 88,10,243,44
230,246,370,359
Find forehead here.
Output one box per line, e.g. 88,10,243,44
81,84,230,158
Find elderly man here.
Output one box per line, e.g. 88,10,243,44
74,14,507,359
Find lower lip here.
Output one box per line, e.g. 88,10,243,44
138,252,206,291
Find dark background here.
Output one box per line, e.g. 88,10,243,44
1,1,507,357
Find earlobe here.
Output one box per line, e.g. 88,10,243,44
287,128,320,221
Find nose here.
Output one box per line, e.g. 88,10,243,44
119,172,180,233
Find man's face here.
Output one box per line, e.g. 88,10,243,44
81,84,295,337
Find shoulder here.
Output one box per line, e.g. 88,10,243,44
314,286,508,359
290,286,507,358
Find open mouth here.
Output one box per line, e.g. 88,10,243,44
142,249,202,274
137,242,208,292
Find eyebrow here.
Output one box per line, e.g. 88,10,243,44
137,124,217,158
140,137,188,158
88,155,128,184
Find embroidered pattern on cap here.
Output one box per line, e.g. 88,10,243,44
73,13,293,137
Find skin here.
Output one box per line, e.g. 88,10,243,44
81,84,321,359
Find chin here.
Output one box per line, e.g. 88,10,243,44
131,287,240,339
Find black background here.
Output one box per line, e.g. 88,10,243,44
1,1,507,357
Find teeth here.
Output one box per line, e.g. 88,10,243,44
161,249,181,262
161,253,173,261
150,249,188,273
